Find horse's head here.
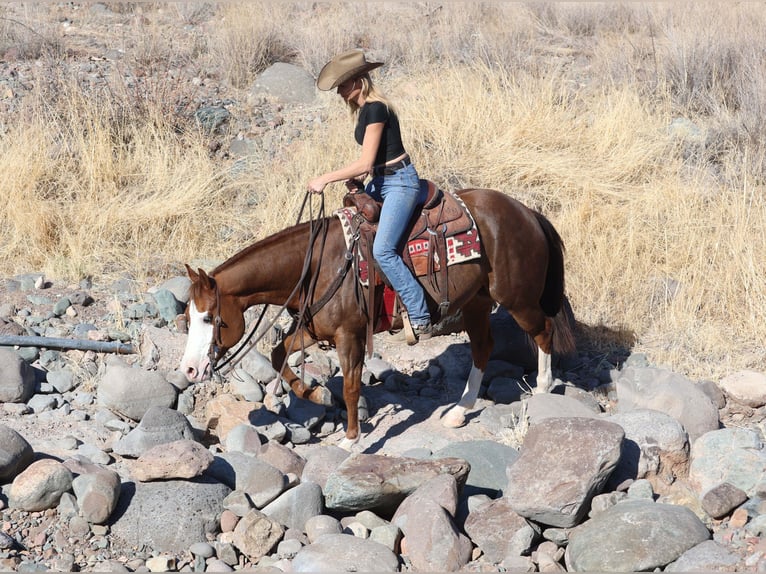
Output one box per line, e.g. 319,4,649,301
180,264,245,382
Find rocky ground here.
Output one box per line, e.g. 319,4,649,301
1,4,765,573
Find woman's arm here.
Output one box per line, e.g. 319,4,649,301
308,122,384,194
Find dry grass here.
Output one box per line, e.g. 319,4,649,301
0,2,764,379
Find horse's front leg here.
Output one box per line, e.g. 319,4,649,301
269,327,332,405
334,330,365,450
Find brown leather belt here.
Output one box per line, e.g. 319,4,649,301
372,155,411,177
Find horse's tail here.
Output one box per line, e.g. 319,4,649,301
534,211,577,356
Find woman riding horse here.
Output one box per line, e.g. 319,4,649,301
307,49,432,344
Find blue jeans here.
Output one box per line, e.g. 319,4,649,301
365,164,430,325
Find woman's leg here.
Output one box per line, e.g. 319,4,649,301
370,166,430,326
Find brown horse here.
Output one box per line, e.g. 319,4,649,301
180,188,575,449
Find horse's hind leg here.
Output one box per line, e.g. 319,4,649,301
509,306,555,393
269,327,332,405
443,296,494,428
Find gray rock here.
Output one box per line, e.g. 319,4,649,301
224,424,264,455
464,497,540,562
110,478,231,553
701,482,749,519
0,348,36,403
506,417,624,528
112,406,196,458
525,392,602,424
47,369,75,393
207,451,287,508
665,539,741,572
152,276,191,304
391,474,472,572
261,481,324,531
97,359,177,421
0,425,34,482
434,439,519,498
323,453,470,514
607,408,689,489
616,366,719,442
689,427,766,497
251,62,317,105
565,499,711,572
291,533,400,572
151,288,185,323
67,459,121,524
285,392,326,430
305,514,343,543
718,370,766,408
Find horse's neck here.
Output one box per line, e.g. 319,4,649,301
215,220,331,305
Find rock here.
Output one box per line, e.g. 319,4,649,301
0,424,34,482
524,392,602,424
0,348,36,403
616,366,719,442
67,458,122,524
565,500,711,572
506,417,624,528
464,497,540,562
97,359,177,421
261,481,324,531
257,440,307,476
204,394,260,441
305,514,343,543
323,453,470,515
130,439,214,481
300,445,350,489
665,539,742,572
8,458,73,511
606,408,689,491
110,478,231,553
391,474,472,572
250,62,317,104
718,370,766,408
207,452,287,509
231,509,285,562
434,439,519,499
112,406,196,458
700,482,749,519
291,533,400,572
689,427,766,497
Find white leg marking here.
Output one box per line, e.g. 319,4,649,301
535,347,553,393
180,301,214,382
338,436,359,451
443,364,484,428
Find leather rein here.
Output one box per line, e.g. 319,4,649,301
206,192,354,380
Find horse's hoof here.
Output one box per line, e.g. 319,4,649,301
442,406,466,428
309,385,334,406
338,436,359,451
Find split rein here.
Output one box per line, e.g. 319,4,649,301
207,192,341,381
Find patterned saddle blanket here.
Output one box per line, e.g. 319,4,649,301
335,180,481,287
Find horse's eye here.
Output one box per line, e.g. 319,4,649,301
203,315,213,324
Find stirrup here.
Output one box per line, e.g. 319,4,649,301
401,311,418,345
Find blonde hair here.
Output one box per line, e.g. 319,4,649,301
346,73,395,117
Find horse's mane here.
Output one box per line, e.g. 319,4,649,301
211,216,334,275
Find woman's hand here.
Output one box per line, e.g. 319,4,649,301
307,176,327,194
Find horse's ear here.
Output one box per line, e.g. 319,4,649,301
185,263,198,283
197,268,215,290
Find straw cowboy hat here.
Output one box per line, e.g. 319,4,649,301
317,49,384,91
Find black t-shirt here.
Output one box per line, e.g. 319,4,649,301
354,101,406,165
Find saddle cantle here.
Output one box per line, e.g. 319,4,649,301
336,180,481,351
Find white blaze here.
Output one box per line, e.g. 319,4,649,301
180,300,214,382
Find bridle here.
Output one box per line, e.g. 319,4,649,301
202,191,354,382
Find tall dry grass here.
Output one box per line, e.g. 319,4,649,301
0,2,764,378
